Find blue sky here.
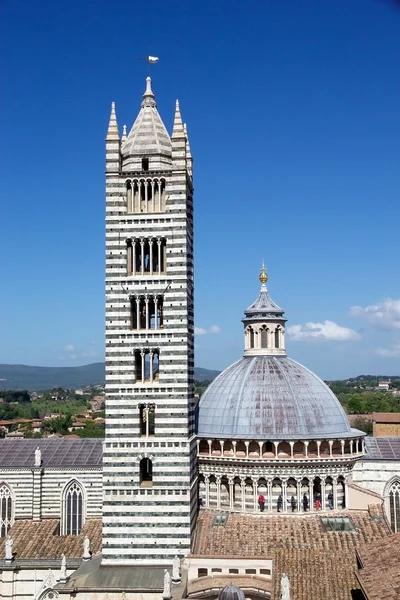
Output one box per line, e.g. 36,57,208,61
1,0,399,379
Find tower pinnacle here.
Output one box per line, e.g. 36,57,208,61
142,76,156,106
106,101,120,141
171,99,185,138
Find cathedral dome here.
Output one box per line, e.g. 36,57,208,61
196,355,352,439
218,585,245,600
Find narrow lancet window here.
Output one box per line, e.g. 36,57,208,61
64,481,84,535
0,484,13,537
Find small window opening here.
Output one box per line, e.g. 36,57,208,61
142,158,149,171
140,457,153,487
198,568,208,578
229,569,239,574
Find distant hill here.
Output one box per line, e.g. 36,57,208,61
0,363,220,391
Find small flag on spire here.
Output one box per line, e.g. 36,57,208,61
148,56,159,64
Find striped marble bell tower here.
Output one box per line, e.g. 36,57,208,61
102,77,197,565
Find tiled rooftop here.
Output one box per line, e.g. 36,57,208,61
192,507,393,600
364,437,400,460
4,518,101,559
356,534,400,600
0,438,103,467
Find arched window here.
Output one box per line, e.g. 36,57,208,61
388,480,400,532
140,458,153,487
140,404,155,437
63,480,84,535
261,327,268,349
249,328,254,349
274,327,280,348
0,484,13,537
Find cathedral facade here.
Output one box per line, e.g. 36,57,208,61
0,77,399,600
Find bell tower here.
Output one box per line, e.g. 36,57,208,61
103,77,196,565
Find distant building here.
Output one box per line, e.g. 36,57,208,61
377,380,391,391
373,412,400,437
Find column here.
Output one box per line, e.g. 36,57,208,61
309,477,314,512
207,440,212,456
245,441,249,457
205,475,210,508
333,480,338,510
321,479,326,511
297,480,302,512
149,352,154,383
344,478,349,509
216,477,221,510
140,240,145,275
154,297,158,329
144,407,149,437
317,441,321,458
140,351,145,384
258,441,263,457
219,440,224,455
241,478,246,512
267,480,273,512
253,479,258,512
329,440,333,457
340,440,345,456
144,180,148,212
228,478,234,511
273,441,279,458
282,480,287,512
145,297,150,330
149,240,153,276
157,238,162,275
136,297,140,330
304,441,309,458
350,440,354,455
361,438,365,453
233,441,237,457
289,441,294,459
132,239,136,276
151,181,155,212
196,440,200,456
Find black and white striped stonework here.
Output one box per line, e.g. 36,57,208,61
103,79,197,565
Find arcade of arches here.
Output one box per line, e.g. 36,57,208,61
197,435,365,514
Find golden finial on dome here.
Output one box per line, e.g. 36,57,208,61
259,262,268,285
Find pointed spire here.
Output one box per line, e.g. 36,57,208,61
106,101,120,141
171,99,185,138
121,124,127,144
142,76,156,107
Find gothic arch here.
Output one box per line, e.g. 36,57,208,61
61,479,86,535
0,482,14,537
384,477,400,532
38,591,59,600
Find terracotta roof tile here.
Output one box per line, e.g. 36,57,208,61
6,519,101,559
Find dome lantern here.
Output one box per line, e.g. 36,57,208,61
242,264,287,357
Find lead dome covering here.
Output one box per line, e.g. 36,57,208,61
196,355,352,439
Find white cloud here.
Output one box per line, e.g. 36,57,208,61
195,325,221,336
287,320,360,342
349,298,400,331
64,344,75,352
375,340,400,358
